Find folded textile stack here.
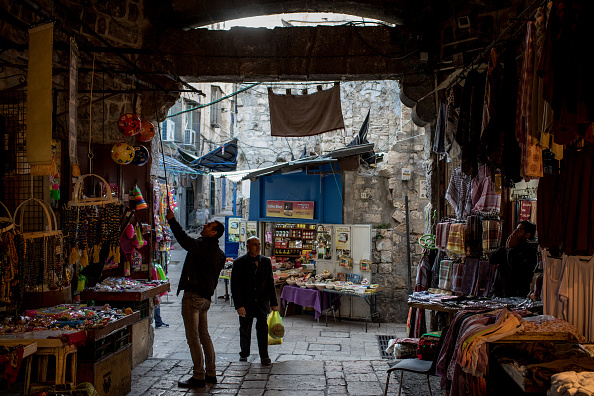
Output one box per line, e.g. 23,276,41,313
548,371,594,396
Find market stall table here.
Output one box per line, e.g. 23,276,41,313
0,330,82,392
280,285,330,321
323,289,383,332
80,281,170,368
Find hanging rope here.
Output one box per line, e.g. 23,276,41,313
88,54,96,173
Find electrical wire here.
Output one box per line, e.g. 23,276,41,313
167,83,260,118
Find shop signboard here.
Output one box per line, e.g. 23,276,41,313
266,200,314,219
227,217,241,242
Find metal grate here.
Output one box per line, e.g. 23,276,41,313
377,335,397,359
0,90,44,231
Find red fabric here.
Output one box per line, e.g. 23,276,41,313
0,346,24,387
53,331,87,347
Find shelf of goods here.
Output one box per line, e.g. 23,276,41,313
274,224,317,258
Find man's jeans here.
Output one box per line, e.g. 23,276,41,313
182,292,216,379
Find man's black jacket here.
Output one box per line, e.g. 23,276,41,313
168,218,226,298
231,254,278,317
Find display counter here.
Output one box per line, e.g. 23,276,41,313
80,282,170,302
80,280,170,368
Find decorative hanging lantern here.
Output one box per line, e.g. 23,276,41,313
131,145,150,166
118,113,141,137
137,120,155,142
111,142,135,165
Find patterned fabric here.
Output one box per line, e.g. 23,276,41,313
461,259,479,295
450,262,465,294
445,88,461,159
435,222,451,250
519,200,532,221
473,260,494,296
415,251,432,292
465,215,483,257
516,22,543,179
447,223,466,255
521,317,585,343
445,167,473,220
482,220,502,252
470,165,501,213
438,260,453,291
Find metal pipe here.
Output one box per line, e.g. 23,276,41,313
405,194,412,294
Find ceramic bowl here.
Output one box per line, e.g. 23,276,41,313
315,284,326,291
286,279,297,285
306,283,317,289
325,284,335,290
334,285,343,291
296,281,306,287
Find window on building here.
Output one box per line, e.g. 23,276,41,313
210,86,222,127
183,102,196,145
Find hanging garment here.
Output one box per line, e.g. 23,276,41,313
465,215,483,257
472,260,494,297
456,70,486,177
482,220,502,252
480,48,504,166
450,261,465,295
415,251,432,291
519,200,532,222
542,251,565,319
461,258,479,296
470,165,501,213
446,223,466,255
431,251,445,290
433,101,447,154
438,260,453,291
517,21,544,180
445,87,462,160
561,143,594,256
536,173,564,249
445,167,473,220
435,222,451,250
559,255,594,342
268,84,345,137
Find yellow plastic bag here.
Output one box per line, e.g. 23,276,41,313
267,311,285,339
268,334,282,345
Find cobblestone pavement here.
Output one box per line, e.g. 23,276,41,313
132,217,440,395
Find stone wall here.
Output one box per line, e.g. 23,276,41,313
235,80,430,322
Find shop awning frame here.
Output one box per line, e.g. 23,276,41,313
241,143,374,181
187,139,238,172
159,156,204,175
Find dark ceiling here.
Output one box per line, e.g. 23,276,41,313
0,0,530,126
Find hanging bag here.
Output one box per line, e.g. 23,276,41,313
267,310,285,339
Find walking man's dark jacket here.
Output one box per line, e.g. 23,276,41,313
231,254,278,316
168,218,226,298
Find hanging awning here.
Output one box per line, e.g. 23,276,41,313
185,139,238,172
159,156,203,175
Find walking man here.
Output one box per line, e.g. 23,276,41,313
166,209,226,388
231,236,279,365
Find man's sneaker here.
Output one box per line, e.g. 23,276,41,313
205,375,217,384
261,358,272,365
239,356,248,362
178,377,205,388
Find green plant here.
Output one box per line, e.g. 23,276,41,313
376,222,390,229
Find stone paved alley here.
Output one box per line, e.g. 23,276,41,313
130,223,440,395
